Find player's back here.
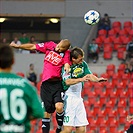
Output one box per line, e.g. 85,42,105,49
0,72,43,133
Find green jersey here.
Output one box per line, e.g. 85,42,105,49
62,61,92,91
0,72,44,133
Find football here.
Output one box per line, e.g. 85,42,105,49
84,10,100,25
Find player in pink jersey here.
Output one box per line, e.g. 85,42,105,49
10,39,71,133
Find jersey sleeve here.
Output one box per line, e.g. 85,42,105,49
26,82,44,119
61,67,71,91
36,42,50,53
83,61,92,75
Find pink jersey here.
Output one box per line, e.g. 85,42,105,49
36,41,70,82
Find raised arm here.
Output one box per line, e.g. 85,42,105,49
10,42,36,50
65,75,89,85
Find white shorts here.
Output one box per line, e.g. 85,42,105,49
63,96,89,127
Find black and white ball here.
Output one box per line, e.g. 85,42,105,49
84,10,100,25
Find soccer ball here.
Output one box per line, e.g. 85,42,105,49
84,10,100,25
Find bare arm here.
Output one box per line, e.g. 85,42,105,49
65,75,89,85
64,63,70,73
86,74,107,82
10,42,36,50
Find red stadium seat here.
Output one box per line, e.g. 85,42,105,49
123,21,133,29
95,37,103,49
109,126,117,132
36,81,42,94
129,107,133,114
118,29,128,37
39,73,43,81
16,72,25,77
117,64,126,73
129,29,133,37
113,37,122,50
99,126,108,133
120,36,132,45
112,21,122,28
106,64,115,77
117,48,125,59
108,29,117,36
98,29,107,36
95,97,106,107
103,49,112,59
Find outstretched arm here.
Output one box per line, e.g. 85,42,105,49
10,42,36,50
65,75,89,85
86,74,107,82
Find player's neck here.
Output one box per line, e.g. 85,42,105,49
0,67,12,73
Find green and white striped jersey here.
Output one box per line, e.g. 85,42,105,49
62,61,92,91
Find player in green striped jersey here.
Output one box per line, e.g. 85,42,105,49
61,47,107,133
0,44,44,133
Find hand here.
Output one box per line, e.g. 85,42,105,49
81,75,90,82
10,42,19,48
64,68,71,73
98,77,108,82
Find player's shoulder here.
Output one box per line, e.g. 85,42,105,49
82,60,88,66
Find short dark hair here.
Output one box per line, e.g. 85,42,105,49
0,44,14,69
70,47,84,61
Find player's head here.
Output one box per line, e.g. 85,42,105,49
55,39,71,52
0,44,14,70
70,47,84,64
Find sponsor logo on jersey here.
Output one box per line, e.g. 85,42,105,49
72,67,83,78
45,51,62,65
37,43,44,47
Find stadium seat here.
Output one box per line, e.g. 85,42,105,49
100,72,110,79
107,97,117,107
119,116,126,124
118,29,128,37
95,97,106,107
119,90,128,97
16,72,25,77
106,64,115,77
87,97,96,105
112,73,121,86
120,36,132,45
112,21,122,33
39,73,43,81
36,81,42,94
109,126,117,132
117,48,125,59
108,116,118,126
108,29,117,36
103,37,113,44
103,50,112,59
97,116,106,124
123,21,133,29
95,37,103,49
129,107,133,114
116,81,127,93
98,29,107,37
117,64,126,74
118,99,127,108
129,29,133,37
99,126,108,133
112,21,122,28
113,37,122,50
